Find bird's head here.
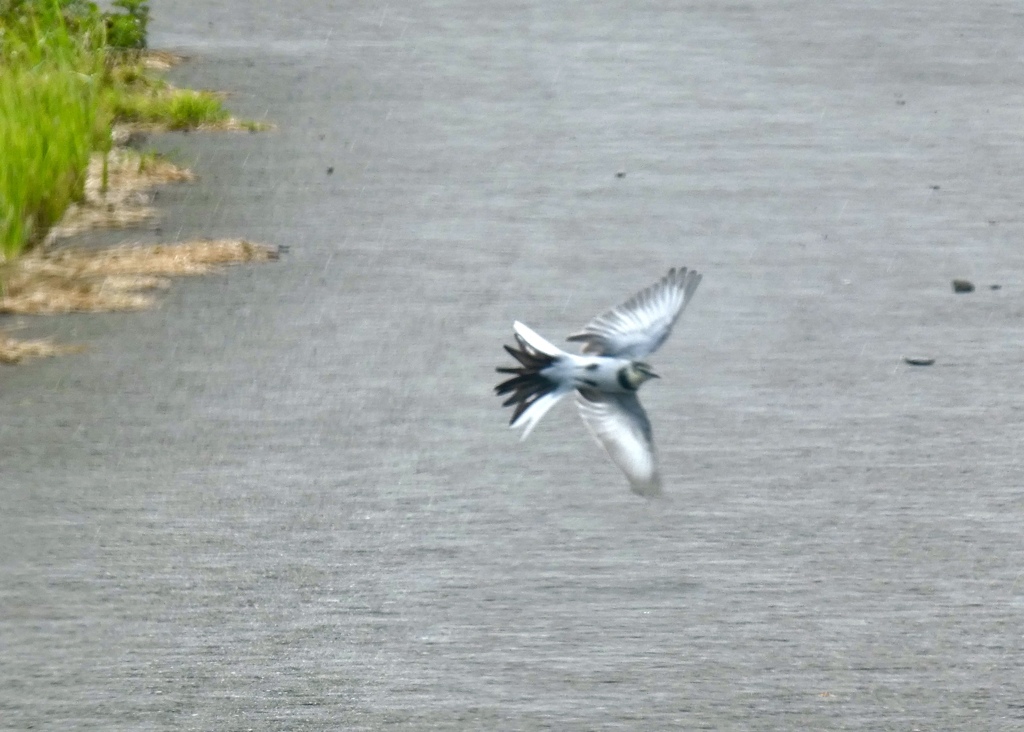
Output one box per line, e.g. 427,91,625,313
625,361,660,388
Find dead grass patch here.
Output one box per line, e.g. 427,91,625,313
200,117,274,132
0,333,82,364
1,239,278,314
141,50,185,70
48,148,194,243
117,116,275,134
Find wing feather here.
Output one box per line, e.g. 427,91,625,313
575,390,662,497
567,267,702,358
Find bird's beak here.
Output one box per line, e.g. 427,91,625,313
648,371,660,379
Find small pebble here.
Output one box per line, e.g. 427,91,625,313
326,167,334,175
952,279,974,293
615,171,626,178
990,284,1002,290
904,357,935,366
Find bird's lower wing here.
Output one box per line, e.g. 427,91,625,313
513,386,571,440
575,390,662,496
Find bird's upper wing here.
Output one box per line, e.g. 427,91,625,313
575,390,662,497
567,267,702,359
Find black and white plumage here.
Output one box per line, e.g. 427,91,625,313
495,267,702,496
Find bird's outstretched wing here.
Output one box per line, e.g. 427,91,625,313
567,267,702,359
575,390,662,497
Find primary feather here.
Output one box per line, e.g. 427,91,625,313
576,390,662,497
567,267,702,359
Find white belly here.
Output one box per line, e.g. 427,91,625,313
540,356,636,393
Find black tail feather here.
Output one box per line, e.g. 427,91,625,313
495,333,559,425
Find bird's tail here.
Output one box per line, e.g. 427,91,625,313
495,321,570,439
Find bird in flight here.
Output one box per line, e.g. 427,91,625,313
495,267,702,496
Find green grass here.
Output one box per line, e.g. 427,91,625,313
0,0,108,260
102,55,236,130
0,0,265,262
108,86,231,130
0,67,101,254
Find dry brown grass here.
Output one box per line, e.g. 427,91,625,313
48,149,195,242
141,50,185,70
1,239,278,315
0,333,82,364
117,117,275,134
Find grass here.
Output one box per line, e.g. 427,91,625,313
0,66,100,254
0,332,79,363
0,1,276,364
110,86,230,129
0,237,278,362
0,1,267,262
49,147,195,241
0,1,107,260
0,239,279,314
100,51,237,130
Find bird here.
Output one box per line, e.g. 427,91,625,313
495,267,702,496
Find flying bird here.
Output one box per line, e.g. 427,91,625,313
495,267,702,496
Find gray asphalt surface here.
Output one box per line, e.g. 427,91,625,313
3,2,1024,729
